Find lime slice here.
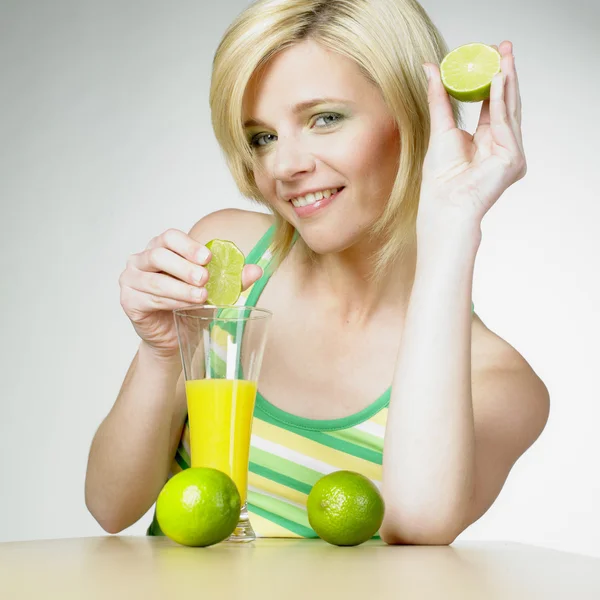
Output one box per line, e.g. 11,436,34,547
440,43,501,102
204,239,244,305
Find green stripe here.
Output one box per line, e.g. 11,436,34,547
174,452,189,471
254,388,390,433
176,444,191,467
245,224,275,265
327,427,384,454
248,503,316,538
147,513,164,536
253,411,382,465
249,462,313,495
249,447,323,487
208,349,227,378
248,490,312,530
245,228,300,309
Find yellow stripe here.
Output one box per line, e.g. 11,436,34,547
252,419,382,481
369,407,388,427
248,472,308,507
249,512,303,538
212,324,232,346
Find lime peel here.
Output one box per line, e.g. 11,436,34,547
307,470,385,546
156,467,241,547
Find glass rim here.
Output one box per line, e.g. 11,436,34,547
172,305,273,321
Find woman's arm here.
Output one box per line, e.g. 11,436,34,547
381,225,549,545
380,42,549,544
381,224,479,545
85,345,187,533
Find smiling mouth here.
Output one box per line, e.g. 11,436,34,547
288,187,345,217
288,187,343,208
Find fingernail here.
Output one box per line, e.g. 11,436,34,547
197,247,210,263
422,65,430,81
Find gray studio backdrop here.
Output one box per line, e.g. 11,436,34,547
1,0,599,556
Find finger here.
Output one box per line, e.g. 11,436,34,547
503,52,523,147
423,62,457,137
146,228,211,266
490,71,520,155
496,41,522,131
125,268,208,304
122,287,207,315
477,98,491,129
241,264,263,291
498,40,512,55
476,43,500,130
131,246,208,287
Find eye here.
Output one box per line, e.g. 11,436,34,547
250,132,277,148
313,112,343,127
248,112,344,149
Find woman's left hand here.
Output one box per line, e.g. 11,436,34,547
417,41,527,237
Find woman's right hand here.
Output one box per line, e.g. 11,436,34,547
119,228,263,359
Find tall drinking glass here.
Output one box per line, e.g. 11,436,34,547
173,305,271,542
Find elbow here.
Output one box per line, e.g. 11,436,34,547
96,519,126,536
380,527,458,546
85,496,127,535
87,503,132,535
379,518,461,546
85,483,130,535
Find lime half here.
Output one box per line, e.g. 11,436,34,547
441,43,501,102
205,239,244,305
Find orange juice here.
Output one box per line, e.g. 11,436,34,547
185,379,257,505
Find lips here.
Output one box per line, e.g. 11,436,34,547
290,187,344,218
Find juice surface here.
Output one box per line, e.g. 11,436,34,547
185,378,257,505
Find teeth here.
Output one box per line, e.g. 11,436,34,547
291,188,338,208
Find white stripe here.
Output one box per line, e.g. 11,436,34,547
210,344,227,363
354,420,386,438
226,338,239,379
251,435,338,475
247,485,306,510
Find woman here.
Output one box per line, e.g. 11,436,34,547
85,0,550,545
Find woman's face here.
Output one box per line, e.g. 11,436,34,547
243,39,400,255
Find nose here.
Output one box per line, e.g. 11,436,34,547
271,135,316,181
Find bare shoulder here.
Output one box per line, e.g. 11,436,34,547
471,312,538,374
470,311,550,445
187,208,274,256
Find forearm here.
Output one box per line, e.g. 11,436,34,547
85,342,183,533
381,224,481,544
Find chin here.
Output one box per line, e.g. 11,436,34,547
297,226,364,256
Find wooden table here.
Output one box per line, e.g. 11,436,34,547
1,536,599,599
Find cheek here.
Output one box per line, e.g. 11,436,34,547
252,167,275,199
341,125,400,180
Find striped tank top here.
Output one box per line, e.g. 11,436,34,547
148,223,473,538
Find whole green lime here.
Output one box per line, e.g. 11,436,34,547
156,467,241,547
307,471,385,546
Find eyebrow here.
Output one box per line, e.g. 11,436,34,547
243,97,351,129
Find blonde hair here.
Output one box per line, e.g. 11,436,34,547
210,0,461,280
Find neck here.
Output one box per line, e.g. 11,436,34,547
301,237,417,326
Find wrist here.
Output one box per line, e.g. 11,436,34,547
416,217,482,260
138,341,182,370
